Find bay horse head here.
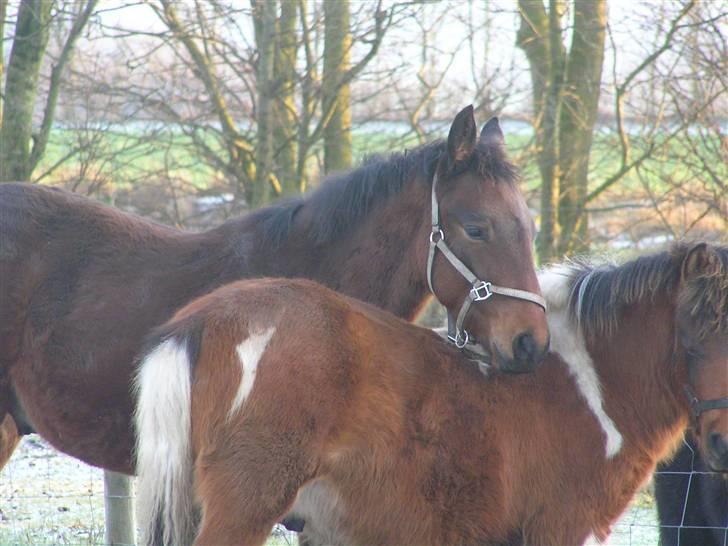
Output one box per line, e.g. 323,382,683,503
427,105,548,373
678,243,728,472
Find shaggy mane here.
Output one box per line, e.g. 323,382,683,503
555,243,728,341
252,139,518,249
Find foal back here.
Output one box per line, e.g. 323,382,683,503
136,278,521,546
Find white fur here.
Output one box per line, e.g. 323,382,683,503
539,268,624,458
228,327,276,419
134,338,195,546
538,264,577,310
288,480,351,546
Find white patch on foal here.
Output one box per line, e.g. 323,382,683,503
288,480,351,546
539,266,623,458
228,326,276,419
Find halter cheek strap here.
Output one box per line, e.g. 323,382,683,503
426,171,547,350
684,385,728,419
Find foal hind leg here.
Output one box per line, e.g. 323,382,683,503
194,426,317,546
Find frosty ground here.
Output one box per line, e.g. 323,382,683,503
0,435,659,546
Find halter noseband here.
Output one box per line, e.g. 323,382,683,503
426,170,547,351
684,385,728,420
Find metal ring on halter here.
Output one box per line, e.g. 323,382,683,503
449,330,469,349
430,229,444,244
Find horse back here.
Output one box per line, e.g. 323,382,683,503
0,183,232,378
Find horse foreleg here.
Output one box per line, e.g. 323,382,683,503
0,414,20,471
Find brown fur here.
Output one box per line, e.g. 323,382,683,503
135,242,727,546
0,415,20,469
569,242,728,470
0,106,547,474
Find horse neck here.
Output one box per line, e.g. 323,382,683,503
238,180,433,321
563,297,690,538
589,299,689,454
509,298,691,541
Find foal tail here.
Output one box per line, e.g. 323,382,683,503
134,334,198,546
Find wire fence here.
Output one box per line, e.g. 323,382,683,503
0,436,104,546
0,435,726,546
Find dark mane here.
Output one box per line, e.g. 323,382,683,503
253,139,518,248
566,243,728,340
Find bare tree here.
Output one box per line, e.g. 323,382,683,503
517,0,608,260
0,0,99,182
141,0,391,205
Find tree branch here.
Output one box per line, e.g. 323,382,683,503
154,0,253,158
29,0,100,172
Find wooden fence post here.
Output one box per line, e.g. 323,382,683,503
104,470,136,546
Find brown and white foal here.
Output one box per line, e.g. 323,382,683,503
135,242,728,546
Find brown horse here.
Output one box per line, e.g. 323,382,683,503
679,244,728,472
134,242,727,546
0,105,548,475
654,241,728,546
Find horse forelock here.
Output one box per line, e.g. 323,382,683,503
257,139,518,250
679,244,728,341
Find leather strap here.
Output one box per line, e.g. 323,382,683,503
426,169,546,352
685,385,728,418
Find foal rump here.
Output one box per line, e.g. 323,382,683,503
134,279,369,546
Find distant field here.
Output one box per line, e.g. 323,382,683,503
37,124,709,197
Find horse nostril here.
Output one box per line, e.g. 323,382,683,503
513,332,537,364
709,432,728,460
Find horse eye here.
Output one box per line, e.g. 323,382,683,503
465,225,487,240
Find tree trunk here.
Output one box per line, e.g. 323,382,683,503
517,0,565,262
322,0,352,173
0,0,53,182
296,0,316,192
273,0,299,195
518,0,605,263
0,0,7,127
252,0,277,207
556,0,607,255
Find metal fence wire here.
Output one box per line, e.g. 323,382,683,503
0,435,726,546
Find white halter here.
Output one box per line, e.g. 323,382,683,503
426,171,547,350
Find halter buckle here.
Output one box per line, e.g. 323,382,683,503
470,281,493,302
430,228,444,244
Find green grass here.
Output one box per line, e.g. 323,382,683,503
37,124,722,207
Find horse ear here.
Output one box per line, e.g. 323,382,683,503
447,105,477,166
480,116,504,146
682,243,720,281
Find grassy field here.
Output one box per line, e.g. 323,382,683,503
37,123,707,196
